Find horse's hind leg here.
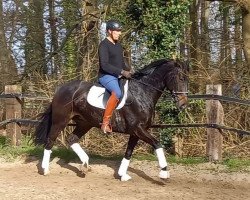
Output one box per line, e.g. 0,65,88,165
42,120,69,175
118,135,139,181
66,120,92,173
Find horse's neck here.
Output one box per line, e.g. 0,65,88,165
135,77,164,105
143,73,166,92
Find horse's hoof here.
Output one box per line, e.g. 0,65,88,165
120,174,132,181
43,168,50,176
159,170,170,179
80,163,91,174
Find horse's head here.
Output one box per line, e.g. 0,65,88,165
167,60,189,110
132,59,189,110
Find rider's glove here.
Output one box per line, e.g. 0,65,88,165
121,70,132,79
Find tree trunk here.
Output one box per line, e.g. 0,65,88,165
219,2,233,92
78,0,99,81
220,2,231,70
200,1,210,68
0,0,18,92
61,0,80,79
234,7,243,70
25,0,46,76
48,0,61,77
242,3,250,70
189,0,199,62
189,0,202,92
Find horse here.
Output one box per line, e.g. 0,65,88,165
34,58,189,181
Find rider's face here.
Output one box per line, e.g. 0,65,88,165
108,30,122,41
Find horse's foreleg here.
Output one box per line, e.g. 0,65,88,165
155,148,170,179
42,149,52,175
135,126,170,180
118,135,139,181
71,143,90,173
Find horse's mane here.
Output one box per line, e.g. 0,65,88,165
132,59,174,79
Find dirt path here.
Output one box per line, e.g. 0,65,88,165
0,157,249,200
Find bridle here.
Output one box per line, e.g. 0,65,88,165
130,77,188,103
171,91,188,103
130,77,164,93
171,66,189,103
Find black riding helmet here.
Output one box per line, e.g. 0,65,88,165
106,20,122,31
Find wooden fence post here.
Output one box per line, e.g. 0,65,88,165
206,84,224,162
5,85,22,146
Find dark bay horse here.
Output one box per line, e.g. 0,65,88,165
35,58,189,181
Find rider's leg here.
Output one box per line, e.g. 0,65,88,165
101,92,119,133
99,75,121,133
99,75,122,99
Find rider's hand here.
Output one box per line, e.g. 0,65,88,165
121,70,132,79
130,69,135,75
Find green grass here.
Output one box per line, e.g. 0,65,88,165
167,155,207,165
133,153,207,165
0,135,79,162
0,135,249,172
133,153,157,161
223,158,250,172
0,135,42,161
0,135,7,145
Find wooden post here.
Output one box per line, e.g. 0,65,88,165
5,85,22,146
206,84,224,162
0,107,5,136
173,134,183,157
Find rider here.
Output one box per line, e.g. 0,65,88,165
98,19,132,134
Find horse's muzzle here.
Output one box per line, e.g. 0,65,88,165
179,102,188,111
173,94,188,111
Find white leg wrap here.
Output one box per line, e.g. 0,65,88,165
118,158,130,176
120,174,132,182
41,149,52,175
155,148,167,169
118,158,131,181
71,143,89,165
159,170,170,179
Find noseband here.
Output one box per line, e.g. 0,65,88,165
171,91,188,103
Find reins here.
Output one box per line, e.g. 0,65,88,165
130,77,188,104
130,77,188,95
130,77,164,93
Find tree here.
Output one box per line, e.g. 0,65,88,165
60,0,80,79
24,0,46,76
127,0,191,62
48,0,61,77
0,0,18,91
241,2,250,68
77,0,100,81
208,0,250,70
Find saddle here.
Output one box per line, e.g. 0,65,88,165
87,80,129,109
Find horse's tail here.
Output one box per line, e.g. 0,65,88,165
34,104,52,146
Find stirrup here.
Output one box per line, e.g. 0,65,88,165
101,123,112,133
